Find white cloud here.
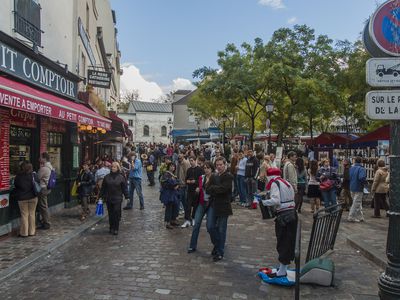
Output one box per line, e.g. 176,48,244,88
258,0,285,9
120,64,195,101
287,17,297,24
120,64,163,101
171,78,196,91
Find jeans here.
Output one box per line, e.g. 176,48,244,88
237,175,247,204
178,186,188,219
147,171,155,185
189,203,212,249
127,177,144,208
207,207,228,256
321,188,337,209
348,192,364,221
232,174,239,198
245,177,257,205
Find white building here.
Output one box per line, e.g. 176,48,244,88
118,101,173,144
0,0,122,111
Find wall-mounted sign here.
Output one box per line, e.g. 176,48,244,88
78,17,96,66
365,90,400,120
0,40,78,99
366,58,400,86
0,109,10,191
10,109,36,128
370,0,400,56
87,69,111,88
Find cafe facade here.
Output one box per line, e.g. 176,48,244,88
0,31,111,235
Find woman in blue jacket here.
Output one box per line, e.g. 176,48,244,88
160,163,180,229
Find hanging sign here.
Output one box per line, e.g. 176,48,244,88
87,69,111,88
366,58,400,86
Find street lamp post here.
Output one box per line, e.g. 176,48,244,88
222,114,228,154
196,118,200,149
266,101,274,154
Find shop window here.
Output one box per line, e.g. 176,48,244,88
129,119,133,127
47,132,63,175
161,126,167,137
143,125,149,136
10,126,32,177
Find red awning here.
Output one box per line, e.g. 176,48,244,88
0,76,111,130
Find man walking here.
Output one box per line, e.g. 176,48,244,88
283,151,298,193
124,152,145,210
176,154,190,227
37,152,53,230
206,157,233,261
348,157,367,222
184,156,204,226
245,149,259,208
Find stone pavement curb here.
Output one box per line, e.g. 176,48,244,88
346,235,386,269
0,213,107,282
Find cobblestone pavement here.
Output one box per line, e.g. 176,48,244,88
0,204,100,273
0,181,383,300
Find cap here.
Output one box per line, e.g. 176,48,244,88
266,167,281,177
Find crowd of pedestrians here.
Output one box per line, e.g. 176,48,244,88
11,140,390,271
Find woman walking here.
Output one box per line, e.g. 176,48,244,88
371,159,389,218
77,163,95,221
188,161,215,253
13,161,38,237
307,160,321,213
160,163,180,229
99,162,129,235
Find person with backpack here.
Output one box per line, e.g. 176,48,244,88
261,167,297,278
37,152,54,230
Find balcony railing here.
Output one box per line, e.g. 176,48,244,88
13,0,42,47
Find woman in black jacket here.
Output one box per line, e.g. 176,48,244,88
99,162,129,235
77,163,95,221
14,161,38,237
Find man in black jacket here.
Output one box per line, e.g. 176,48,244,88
245,149,259,208
184,156,204,227
206,157,233,261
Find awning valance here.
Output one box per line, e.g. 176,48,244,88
0,76,111,130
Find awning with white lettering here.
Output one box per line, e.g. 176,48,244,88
0,76,111,130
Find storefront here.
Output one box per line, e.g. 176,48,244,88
0,31,111,235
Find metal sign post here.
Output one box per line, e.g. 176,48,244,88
364,1,400,298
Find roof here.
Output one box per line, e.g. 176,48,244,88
351,125,390,148
173,89,197,105
314,132,358,147
174,90,192,95
130,101,172,113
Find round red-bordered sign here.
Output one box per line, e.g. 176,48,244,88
370,0,400,56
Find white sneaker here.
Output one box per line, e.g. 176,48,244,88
181,220,190,228
191,220,195,226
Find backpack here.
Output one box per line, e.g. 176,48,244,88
47,168,57,189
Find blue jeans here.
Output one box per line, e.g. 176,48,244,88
189,203,212,249
321,188,337,209
127,177,144,208
246,177,257,205
207,207,228,256
237,175,247,204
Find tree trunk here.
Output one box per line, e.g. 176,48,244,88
250,116,255,149
277,104,295,146
309,115,314,145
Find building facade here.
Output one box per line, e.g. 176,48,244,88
118,101,173,144
0,0,121,235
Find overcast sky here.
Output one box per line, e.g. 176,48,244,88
110,0,386,101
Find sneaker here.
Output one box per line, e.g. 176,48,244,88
211,247,217,256
166,224,174,229
123,206,132,210
213,255,223,262
140,206,144,210
191,220,195,226
181,220,190,228
187,248,196,253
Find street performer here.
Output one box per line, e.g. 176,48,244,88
261,167,297,278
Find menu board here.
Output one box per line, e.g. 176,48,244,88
0,109,10,191
40,117,48,154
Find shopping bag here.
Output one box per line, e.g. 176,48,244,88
95,199,104,216
71,181,78,197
